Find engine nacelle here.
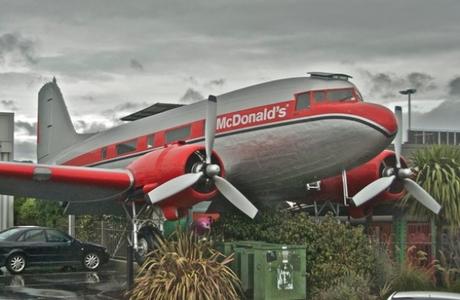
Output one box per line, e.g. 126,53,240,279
306,150,407,218
127,143,224,220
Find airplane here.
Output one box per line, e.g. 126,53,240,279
0,72,440,263
294,107,442,219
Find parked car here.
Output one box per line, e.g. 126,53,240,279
388,291,460,299
0,226,109,274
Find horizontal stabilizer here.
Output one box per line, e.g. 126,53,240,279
0,162,133,203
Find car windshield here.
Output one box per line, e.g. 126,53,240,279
0,228,22,241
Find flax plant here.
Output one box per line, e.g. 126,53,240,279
129,230,241,300
402,145,460,228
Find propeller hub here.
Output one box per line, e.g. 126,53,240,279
383,167,395,177
398,168,413,178
205,164,221,177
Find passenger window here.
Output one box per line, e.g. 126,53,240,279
22,230,46,242
314,91,326,102
117,139,137,155
295,92,310,110
147,135,155,148
165,126,191,143
328,89,354,102
46,230,70,242
101,147,107,160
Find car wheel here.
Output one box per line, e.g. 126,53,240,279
6,253,27,274
134,225,163,265
83,252,101,271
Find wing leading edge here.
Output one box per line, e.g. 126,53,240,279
0,161,133,203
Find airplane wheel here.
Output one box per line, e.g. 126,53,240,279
6,253,27,274
135,225,163,265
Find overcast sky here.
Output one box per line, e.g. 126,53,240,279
1,0,460,161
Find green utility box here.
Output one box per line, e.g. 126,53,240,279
163,218,188,237
234,242,307,300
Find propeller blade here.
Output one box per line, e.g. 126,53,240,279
352,175,396,207
403,178,441,214
394,106,403,168
213,175,258,218
148,172,203,204
205,95,217,164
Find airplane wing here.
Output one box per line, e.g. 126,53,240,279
0,161,133,203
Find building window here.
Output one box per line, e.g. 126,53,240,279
295,92,311,110
448,132,455,145
147,135,155,148
101,147,107,159
424,132,438,144
440,132,448,144
116,139,137,155
165,126,191,144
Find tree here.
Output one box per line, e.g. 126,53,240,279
14,197,67,229
402,145,460,227
401,145,460,261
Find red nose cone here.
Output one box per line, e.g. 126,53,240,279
350,103,398,136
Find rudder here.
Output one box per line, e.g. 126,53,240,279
37,78,80,163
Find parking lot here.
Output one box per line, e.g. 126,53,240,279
0,262,127,300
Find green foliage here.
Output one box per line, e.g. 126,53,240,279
402,145,460,226
212,210,376,291
129,230,241,300
313,271,376,300
14,197,67,230
378,246,436,297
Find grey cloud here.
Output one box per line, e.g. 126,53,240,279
413,100,460,130
14,140,36,162
130,59,144,71
15,120,36,135
362,71,438,100
1,99,18,111
75,120,109,133
101,101,148,122
179,88,203,103
207,78,225,87
448,77,460,98
0,33,37,65
81,95,95,102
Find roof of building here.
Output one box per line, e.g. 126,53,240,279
120,102,184,121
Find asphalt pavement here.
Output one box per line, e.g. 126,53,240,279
0,262,128,300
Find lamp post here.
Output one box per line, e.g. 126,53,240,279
399,88,417,139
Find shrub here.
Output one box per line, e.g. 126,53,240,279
313,271,376,300
129,230,241,300
212,210,376,292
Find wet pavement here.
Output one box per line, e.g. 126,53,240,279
0,264,127,300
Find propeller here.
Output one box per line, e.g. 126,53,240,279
351,106,441,214
147,95,258,219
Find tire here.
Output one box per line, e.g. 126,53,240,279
6,253,27,274
82,252,101,271
134,225,163,265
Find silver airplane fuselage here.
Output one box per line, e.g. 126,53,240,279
38,76,397,207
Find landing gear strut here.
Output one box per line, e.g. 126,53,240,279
122,201,164,289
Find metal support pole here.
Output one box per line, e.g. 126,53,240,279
408,93,411,132
68,215,76,237
127,232,134,290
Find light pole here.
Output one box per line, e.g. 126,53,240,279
399,88,417,137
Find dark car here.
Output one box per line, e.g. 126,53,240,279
0,226,109,274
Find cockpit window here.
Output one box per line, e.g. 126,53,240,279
314,91,326,102
295,92,311,110
327,89,355,102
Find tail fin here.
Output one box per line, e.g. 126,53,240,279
37,78,81,162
